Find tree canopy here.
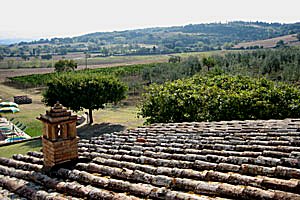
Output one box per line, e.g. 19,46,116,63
202,57,216,71
54,60,77,72
140,75,300,123
297,33,300,41
42,74,127,124
168,55,181,63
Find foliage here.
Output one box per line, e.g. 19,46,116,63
275,40,285,48
139,75,300,123
42,74,127,124
54,60,77,72
168,55,181,63
21,55,29,61
202,57,216,71
297,33,300,41
41,54,52,60
182,56,202,75
9,46,300,100
9,62,204,95
205,47,300,81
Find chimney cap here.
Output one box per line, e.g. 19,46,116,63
53,101,63,109
37,102,77,124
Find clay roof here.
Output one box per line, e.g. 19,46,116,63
0,119,300,200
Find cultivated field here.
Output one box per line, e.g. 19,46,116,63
234,34,300,49
0,54,168,69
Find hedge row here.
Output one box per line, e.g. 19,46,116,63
139,75,300,123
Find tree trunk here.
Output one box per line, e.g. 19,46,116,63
88,108,93,124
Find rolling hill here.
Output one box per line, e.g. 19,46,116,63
1,21,300,58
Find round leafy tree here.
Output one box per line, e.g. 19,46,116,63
43,73,127,124
139,75,300,123
54,60,77,72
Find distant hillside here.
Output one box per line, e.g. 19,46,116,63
1,21,300,58
234,34,300,49
0,38,35,45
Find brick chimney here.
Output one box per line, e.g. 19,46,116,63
38,102,78,169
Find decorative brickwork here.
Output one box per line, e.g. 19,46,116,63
37,102,78,168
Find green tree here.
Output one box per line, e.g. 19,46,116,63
54,60,77,72
202,57,216,71
297,33,300,41
42,74,127,124
168,55,181,63
140,75,300,123
222,42,234,50
41,54,52,60
276,40,285,48
21,55,29,61
182,56,202,75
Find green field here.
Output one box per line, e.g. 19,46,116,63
0,139,42,158
0,105,144,158
0,84,45,137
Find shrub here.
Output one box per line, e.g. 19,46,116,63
139,75,300,123
168,55,181,63
54,60,77,72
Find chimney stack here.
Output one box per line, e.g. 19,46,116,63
38,102,78,169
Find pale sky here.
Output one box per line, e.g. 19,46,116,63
0,0,299,39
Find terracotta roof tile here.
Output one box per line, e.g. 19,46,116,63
1,119,300,199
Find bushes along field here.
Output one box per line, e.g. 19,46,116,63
139,75,300,123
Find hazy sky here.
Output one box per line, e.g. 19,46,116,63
0,0,299,39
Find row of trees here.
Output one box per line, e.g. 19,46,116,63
203,47,300,81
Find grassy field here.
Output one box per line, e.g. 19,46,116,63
0,84,45,137
92,105,144,129
0,78,144,157
0,139,42,158
0,104,144,158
